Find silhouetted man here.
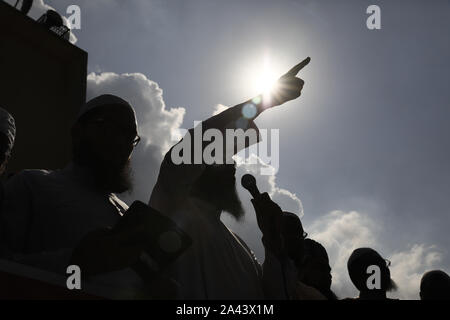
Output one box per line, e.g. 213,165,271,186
0,95,149,298
420,270,450,300
347,247,397,300
297,239,337,300
279,212,336,299
281,212,306,268
149,57,311,299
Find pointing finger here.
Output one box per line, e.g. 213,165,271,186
284,57,311,77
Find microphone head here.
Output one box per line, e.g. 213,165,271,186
241,174,256,191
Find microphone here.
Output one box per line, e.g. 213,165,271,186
241,174,261,199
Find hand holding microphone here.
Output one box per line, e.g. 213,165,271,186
241,174,284,257
241,174,260,199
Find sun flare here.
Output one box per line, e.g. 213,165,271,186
248,55,280,96
253,69,278,95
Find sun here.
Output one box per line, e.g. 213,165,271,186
253,69,278,95
247,55,280,96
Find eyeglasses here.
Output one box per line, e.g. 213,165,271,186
385,259,391,267
132,135,141,147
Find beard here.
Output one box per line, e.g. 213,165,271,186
190,165,245,221
220,183,245,221
73,140,133,194
94,158,133,194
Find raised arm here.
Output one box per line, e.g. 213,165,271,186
150,57,310,211
203,57,310,130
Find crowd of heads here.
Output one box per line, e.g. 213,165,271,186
278,204,449,300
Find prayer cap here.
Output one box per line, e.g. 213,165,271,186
77,94,136,122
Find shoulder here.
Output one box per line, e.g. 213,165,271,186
5,169,53,188
295,281,327,300
2,170,56,211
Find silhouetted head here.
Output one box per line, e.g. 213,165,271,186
190,162,244,220
72,95,139,193
420,270,450,300
297,239,334,298
0,107,16,176
347,247,396,298
281,212,306,264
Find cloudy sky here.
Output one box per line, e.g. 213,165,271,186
11,0,449,299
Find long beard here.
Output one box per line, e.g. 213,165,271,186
74,141,133,194
190,169,245,221
220,184,245,221
95,159,133,194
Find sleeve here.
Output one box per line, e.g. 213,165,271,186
262,250,298,300
149,102,261,210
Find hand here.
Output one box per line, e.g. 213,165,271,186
70,226,146,276
268,57,310,107
251,192,284,256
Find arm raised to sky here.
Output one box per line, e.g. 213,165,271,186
149,57,310,208
202,57,310,131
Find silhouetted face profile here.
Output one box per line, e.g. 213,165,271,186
298,239,333,294
72,104,139,193
420,270,450,300
281,212,306,265
347,247,396,299
190,162,244,220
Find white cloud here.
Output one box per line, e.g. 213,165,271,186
212,104,229,116
390,244,444,300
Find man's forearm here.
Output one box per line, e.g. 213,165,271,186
202,94,268,132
